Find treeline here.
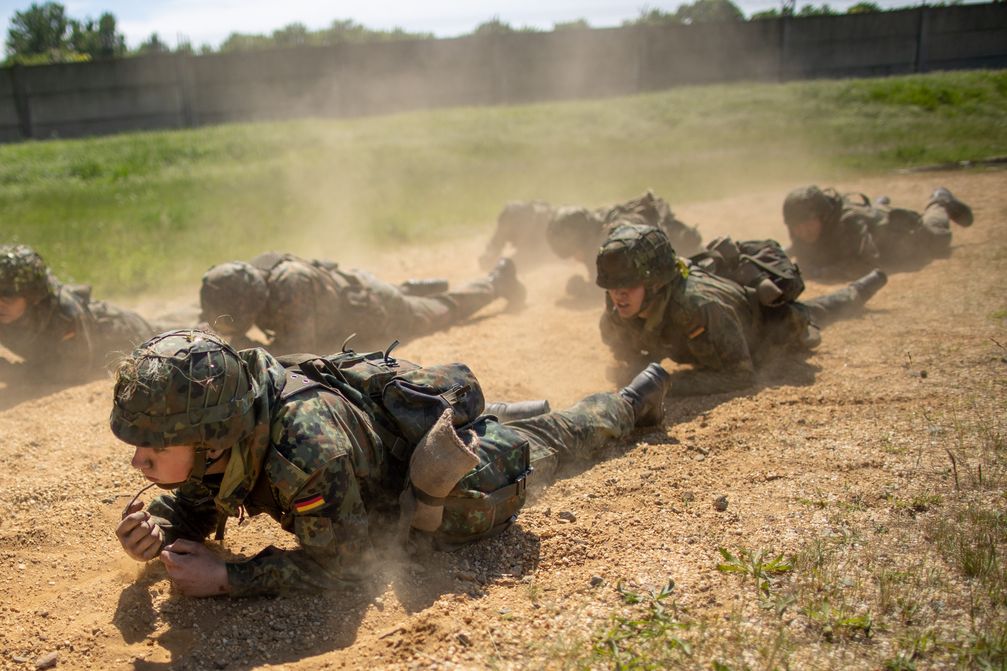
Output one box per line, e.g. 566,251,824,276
4,0,967,66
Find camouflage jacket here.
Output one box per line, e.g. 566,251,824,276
0,277,152,384
600,269,789,396
250,254,403,355
602,191,704,258
788,194,884,278
146,348,404,597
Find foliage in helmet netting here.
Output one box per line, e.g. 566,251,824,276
110,329,257,451
595,223,680,289
0,244,50,302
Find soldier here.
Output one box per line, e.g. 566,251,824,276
547,191,703,301
0,244,159,386
111,328,669,597
478,200,557,271
200,252,526,355
783,185,974,279
596,224,887,395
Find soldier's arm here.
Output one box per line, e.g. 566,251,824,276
599,311,656,380
263,265,320,354
145,481,220,547
668,304,756,396
226,454,372,597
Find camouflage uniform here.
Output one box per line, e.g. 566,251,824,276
202,252,515,355
0,245,157,384
479,200,557,271
597,225,879,395
783,186,971,279
112,331,634,597
547,191,703,299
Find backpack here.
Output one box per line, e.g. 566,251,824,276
276,345,532,547
690,236,805,305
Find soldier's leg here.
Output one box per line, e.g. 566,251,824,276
396,259,525,337
801,269,887,327
507,392,636,485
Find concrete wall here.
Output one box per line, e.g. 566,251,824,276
2,2,1005,141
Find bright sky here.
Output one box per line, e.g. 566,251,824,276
0,0,973,50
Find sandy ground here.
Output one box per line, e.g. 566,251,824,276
0,169,1005,670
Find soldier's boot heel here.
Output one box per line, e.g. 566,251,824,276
485,400,552,423
618,363,671,427
489,258,527,311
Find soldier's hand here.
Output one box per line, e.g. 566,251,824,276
161,539,231,598
116,500,165,562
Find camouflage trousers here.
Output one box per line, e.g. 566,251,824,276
799,282,866,328
506,392,636,486
358,271,499,342
873,201,952,265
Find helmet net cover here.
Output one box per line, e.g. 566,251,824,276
546,206,600,258
0,244,50,302
596,223,679,289
199,261,268,331
109,329,257,451
783,185,840,228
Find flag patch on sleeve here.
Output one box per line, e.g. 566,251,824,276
294,495,325,513
688,325,706,339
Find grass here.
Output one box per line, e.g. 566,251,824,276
1,69,1006,298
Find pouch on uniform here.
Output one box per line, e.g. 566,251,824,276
277,346,531,547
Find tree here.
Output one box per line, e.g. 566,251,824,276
554,19,591,31
6,2,69,59
136,32,169,55
846,1,882,13
272,22,309,47
68,12,125,59
472,17,515,35
674,0,745,23
797,3,836,15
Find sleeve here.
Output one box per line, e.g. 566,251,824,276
599,310,654,370
668,303,757,396
835,213,881,272
146,482,220,547
35,297,97,382
226,453,372,597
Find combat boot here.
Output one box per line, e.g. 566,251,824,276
929,187,973,227
618,363,671,427
850,269,887,304
485,400,551,423
488,258,527,311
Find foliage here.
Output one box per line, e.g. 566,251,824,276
847,1,882,13
4,1,125,64
626,0,744,25
589,580,694,668
553,19,591,31
218,19,433,53
136,32,170,55
716,547,793,595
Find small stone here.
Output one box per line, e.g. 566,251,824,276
681,491,696,503
920,370,928,378
693,454,706,462
13,656,29,664
590,575,604,587
35,651,58,670
456,571,478,583
558,511,577,523
456,632,472,647
714,496,728,512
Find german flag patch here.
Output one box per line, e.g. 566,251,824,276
688,325,706,339
294,495,325,513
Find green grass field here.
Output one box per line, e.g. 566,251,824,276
1,69,1006,297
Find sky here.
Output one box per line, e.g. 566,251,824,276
0,0,971,50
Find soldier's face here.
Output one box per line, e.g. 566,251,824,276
790,217,823,244
608,286,646,319
0,296,28,324
130,445,196,485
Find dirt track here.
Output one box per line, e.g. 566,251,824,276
1,170,1005,670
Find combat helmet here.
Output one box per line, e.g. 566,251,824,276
110,328,258,484
0,244,50,303
783,186,842,228
199,261,268,334
596,223,680,289
547,206,601,259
